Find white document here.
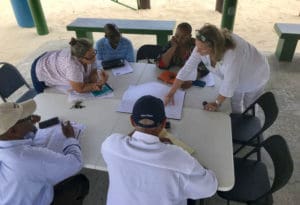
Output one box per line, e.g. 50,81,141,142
49,85,71,94
118,82,185,120
33,121,86,153
200,72,215,87
67,88,114,102
112,61,133,76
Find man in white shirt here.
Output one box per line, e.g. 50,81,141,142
0,100,89,205
101,95,218,205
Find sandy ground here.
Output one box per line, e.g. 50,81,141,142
1,0,300,66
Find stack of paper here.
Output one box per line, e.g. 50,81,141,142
117,82,185,120
33,121,86,153
111,61,133,76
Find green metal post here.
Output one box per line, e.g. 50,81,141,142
221,0,238,31
27,0,49,35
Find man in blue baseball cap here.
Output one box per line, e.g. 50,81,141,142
101,95,218,205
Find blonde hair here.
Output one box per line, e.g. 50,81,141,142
196,23,236,61
69,37,93,58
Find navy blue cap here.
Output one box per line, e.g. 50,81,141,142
132,95,166,128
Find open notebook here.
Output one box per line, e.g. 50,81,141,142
118,82,185,120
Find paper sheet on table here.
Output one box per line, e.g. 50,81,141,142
68,91,114,102
49,84,114,102
200,72,215,87
111,61,133,76
117,82,185,120
67,83,114,102
33,121,86,153
159,129,195,154
51,85,71,94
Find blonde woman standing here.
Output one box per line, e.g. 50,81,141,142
165,24,270,113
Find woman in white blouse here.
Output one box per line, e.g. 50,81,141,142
31,37,108,93
165,24,270,113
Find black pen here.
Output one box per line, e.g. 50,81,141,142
76,129,81,139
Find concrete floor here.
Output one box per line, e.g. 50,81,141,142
14,41,300,205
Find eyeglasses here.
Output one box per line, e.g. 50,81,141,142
83,50,97,61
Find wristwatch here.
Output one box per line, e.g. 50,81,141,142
215,99,221,107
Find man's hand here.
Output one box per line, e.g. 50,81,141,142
30,115,41,124
61,121,75,138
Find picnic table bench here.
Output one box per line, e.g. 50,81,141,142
66,18,176,46
274,23,300,61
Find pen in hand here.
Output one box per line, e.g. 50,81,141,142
76,129,81,139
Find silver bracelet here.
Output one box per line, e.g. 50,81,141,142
215,99,221,107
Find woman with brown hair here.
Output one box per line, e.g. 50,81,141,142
165,23,270,113
31,37,108,94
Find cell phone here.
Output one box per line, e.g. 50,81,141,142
39,117,60,129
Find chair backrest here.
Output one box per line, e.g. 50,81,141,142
243,135,294,203
261,135,294,195
244,92,279,136
0,62,30,102
136,44,162,63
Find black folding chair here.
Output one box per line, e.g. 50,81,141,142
136,44,162,64
218,135,294,205
0,62,37,103
231,92,278,160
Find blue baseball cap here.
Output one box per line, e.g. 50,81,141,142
132,95,166,128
